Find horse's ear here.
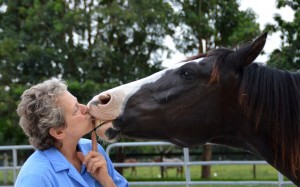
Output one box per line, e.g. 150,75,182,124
231,32,268,68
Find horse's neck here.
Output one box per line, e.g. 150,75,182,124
209,127,272,158
213,117,300,185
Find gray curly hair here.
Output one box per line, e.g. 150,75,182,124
17,78,67,150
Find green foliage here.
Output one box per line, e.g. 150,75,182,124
266,0,300,70
67,79,119,104
0,83,28,145
0,0,177,145
171,0,260,54
0,0,294,147
0,0,176,85
83,0,177,83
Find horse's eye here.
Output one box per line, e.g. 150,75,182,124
180,69,194,80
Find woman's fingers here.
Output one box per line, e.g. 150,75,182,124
91,131,98,152
84,152,107,174
82,150,99,164
88,158,105,173
86,156,102,172
80,133,109,177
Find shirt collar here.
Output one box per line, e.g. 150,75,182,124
43,147,70,172
43,146,90,187
43,145,88,173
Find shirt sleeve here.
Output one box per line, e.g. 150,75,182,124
15,173,53,187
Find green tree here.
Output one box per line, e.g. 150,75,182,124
267,0,300,70
0,0,177,145
0,0,177,85
83,0,177,83
0,83,27,145
172,0,260,54
170,0,260,179
0,0,77,84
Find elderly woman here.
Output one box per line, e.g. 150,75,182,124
15,78,128,187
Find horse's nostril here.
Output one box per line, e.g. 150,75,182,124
99,93,111,105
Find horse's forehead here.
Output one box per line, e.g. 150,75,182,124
135,59,203,84
115,60,202,97
144,59,202,81
171,58,205,69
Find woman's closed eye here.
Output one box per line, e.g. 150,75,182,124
73,104,80,115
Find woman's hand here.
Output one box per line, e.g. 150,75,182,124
77,132,116,187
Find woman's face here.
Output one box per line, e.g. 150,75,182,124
57,91,94,139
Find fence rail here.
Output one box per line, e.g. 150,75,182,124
0,142,295,187
106,142,294,187
0,145,33,186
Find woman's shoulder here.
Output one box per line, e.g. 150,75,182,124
20,150,52,170
23,150,49,163
15,149,66,187
16,150,53,180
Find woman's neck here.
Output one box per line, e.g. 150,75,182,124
58,142,82,172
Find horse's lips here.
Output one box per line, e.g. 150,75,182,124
94,121,120,142
95,122,111,138
88,102,119,122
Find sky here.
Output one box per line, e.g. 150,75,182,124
162,0,295,67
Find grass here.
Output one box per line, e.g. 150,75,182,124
121,164,296,187
0,170,15,185
0,164,296,186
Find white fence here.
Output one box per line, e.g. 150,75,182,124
0,145,33,186
0,142,295,187
106,142,294,187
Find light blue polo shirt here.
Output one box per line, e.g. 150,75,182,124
15,138,128,187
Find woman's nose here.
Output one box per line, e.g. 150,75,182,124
80,104,88,114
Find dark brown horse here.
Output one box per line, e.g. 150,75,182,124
88,32,300,185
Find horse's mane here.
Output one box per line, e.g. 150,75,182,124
239,63,300,176
206,48,300,177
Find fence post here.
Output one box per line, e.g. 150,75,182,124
253,164,256,179
277,172,283,187
183,148,191,187
12,148,18,183
3,153,8,184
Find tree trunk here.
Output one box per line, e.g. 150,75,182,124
201,144,212,179
115,147,125,175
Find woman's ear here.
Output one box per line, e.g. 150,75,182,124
49,127,65,140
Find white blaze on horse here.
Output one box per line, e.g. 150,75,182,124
88,32,300,185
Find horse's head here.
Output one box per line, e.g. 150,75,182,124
88,33,267,146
